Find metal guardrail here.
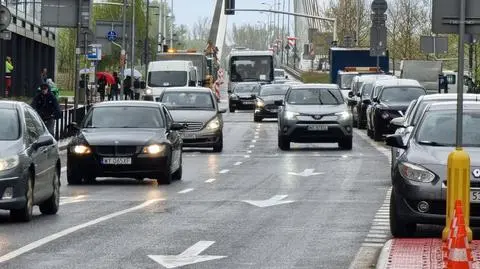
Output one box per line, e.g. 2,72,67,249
53,99,91,141
281,64,303,81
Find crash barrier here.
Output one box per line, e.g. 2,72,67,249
53,99,91,141
281,64,302,81
443,149,473,242
443,200,475,268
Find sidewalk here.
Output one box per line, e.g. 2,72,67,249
376,238,480,268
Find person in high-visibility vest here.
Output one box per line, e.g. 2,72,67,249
5,56,13,97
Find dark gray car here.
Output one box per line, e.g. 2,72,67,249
276,84,353,150
0,101,61,222
159,87,226,152
387,101,480,237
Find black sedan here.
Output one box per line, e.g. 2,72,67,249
254,84,290,122
67,101,184,185
0,101,60,222
228,82,261,112
387,101,480,237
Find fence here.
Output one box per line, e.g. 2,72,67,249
53,98,90,141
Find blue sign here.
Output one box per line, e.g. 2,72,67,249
107,30,117,41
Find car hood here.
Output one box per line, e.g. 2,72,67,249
287,104,348,115
258,95,285,104
0,140,23,157
406,143,480,182
79,128,167,146
379,101,411,111
168,110,217,123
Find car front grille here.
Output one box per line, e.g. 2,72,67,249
94,146,139,156
179,122,204,132
265,104,278,110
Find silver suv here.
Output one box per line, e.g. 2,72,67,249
276,84,353,150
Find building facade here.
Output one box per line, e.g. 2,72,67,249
1,0,56,97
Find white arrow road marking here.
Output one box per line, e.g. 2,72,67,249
148,241,227,268
288,169,324,177
243,195,295,208
0,199,163,263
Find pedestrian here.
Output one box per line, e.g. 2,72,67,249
39,67,48,87
5,56,13,97
31,83,61,136
123,76,132,100
133,77,141,100
97,75,106,102
109,72,120,100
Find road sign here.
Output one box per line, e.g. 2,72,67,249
0,30,11,40
432,0,480,34
107,30,117,41
370,25,387,56
420,36,448,54
0,5,11,31
41,0,92,28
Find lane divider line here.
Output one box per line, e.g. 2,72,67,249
178,188,194,194
219,169,230,174
234,162,242,166
244,155,250,158
0,199,163,263
205,178,216,183
249,145,255,148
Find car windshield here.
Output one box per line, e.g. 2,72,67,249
380,87,425,102
83,106,165,128
161,92,214,110
274,70,285,77
286,88,344,105
361,83,375,98
416,110,480,147
148,71,187,87
339,74,356,89
234,84,259,93
260,85,289,96
0,108,20,140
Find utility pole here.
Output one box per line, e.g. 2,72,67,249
145,0,150,76
281,0,285,63
356,0,361,46
163,0,167,49
74,0,81,121
170,0,173,48
130,0,136,91
121,0,127,99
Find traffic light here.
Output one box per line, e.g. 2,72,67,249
225,0,235,15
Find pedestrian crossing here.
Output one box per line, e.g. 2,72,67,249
362,187,392,247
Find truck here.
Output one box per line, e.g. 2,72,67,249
329,48,389,91
399,60,443,94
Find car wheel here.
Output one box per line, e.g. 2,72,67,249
67,164,83,185
254,115,263,122
373,125,383,141
278,135,290,150
390,190,416,237
213,135,223,152
229,106,235,113
173,165,182,181
157,156,173,185
11,173,34,222
338,137,353,150
39,170,60,215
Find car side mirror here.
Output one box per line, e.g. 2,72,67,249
356,93,361,97
348,91,354,98
170,122,186,131
274,100,284,106
219,108,227,113
140,81,146,89
385,134,407,149
372,97,379,103
228,90,232,94
390,117,406,127
34,135,54,150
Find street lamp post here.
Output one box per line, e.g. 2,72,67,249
170,0,173,49
130,0,135,93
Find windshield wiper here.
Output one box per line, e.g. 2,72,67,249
326,90,341,104
418,141,451,147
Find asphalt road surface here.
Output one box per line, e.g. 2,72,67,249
0,89,394,269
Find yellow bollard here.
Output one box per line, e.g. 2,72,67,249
442,148,472,242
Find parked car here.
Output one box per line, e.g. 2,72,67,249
228,82,261,112
254,84,291,122
67,101,184,185
276,84,353,150
158,87,226,152
387,101,480,237
366,79,426,141
0,101,60,222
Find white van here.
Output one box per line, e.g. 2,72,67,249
144,60,198,100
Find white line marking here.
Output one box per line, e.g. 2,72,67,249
244,155,250,158
0,199,162,263
353,129,390,158
251,140,257,143
234,162,242,166
205,178,216,183
366,234,390,238
254,136,259,139
249,145,255,148
247,150,252,154
178,188,194,194
361,243,385,247
219,169,230,174
364,238,388,243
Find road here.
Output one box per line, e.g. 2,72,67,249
0,87,394,269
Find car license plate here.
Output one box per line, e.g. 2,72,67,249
307,125,328,131
471,191,480,203
102,157,132,165
181,132,197,139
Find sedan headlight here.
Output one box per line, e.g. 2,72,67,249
398,162,435,183
206,117,221,130
335,111,351,120
72,145,91,155
0,156,19,172
285,111,299,120
142,144,166,155
145,88,153,95
256,99,265,107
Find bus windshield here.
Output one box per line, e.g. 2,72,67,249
230,56,273,83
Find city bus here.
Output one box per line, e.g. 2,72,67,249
226,50,275,91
